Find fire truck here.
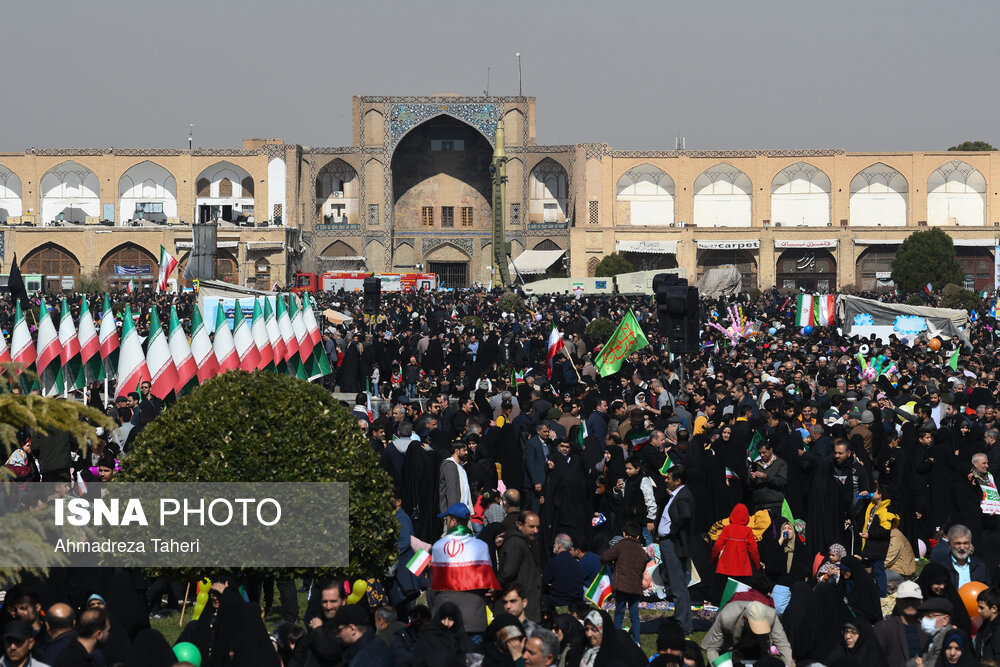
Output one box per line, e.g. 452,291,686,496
291,271,437,294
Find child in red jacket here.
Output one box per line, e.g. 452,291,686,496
712,503,760,578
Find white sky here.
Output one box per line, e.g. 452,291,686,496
3,0,998,151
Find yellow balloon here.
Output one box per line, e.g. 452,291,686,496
345,579,368,605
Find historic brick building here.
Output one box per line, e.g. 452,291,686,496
1,95,998,291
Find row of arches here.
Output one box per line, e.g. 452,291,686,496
16,242,249,291
615,159,989,227
0,160,257,225
584,246,997,293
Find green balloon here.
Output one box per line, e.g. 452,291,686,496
173,642,202,667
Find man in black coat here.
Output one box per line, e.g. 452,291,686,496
656,464,694,635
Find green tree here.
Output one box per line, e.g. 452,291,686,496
584,318,616,349
123,371,397,580
890,228,964,293
497,291,525,313
0,376,112,583
940,284,979,311
594,253,633,277
948,140,997,151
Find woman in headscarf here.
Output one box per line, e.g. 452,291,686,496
481,613,526,667
837,557,882,625
713,424,749,518
228,602,281,667
544,435,593,540
917,561,972,636
551,613,586,667
580,609,647,667
826,620,886,666
121,629,176,667
782,581,850,665
411,602,475,667
935,628,979,666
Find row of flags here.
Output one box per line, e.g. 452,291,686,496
0,291,332,398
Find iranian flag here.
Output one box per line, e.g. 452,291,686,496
711,653,735,667
302,293,331,380
11,302,36,369
58,297,85,391
10,303,38,392
302,292,323,351
429,526,501,592
585,565,612,608
406,548,431,576
158,245,178,292
278,295,304,379
114,305,151,397
251,298,274,370
145,306,179,400
276,295,298,363
77,295,103,382
190,303,218,383
126,279,134,295
36,297,64,396
0,328,9,365
290,295,314,362
213,304,240,373
99,294,120,378
168,305,197,393
264,297,285,369
718,577,751,608
545,325,565,379
795,294,835,328
232,299,261,372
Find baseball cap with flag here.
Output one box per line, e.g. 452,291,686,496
438,503,471,520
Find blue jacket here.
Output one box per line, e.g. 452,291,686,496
586,411,607,444
542,550,584,605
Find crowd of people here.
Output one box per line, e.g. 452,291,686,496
4,281,1000,666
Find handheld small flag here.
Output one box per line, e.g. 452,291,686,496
718,578,751,609
711,652,736,667
947,348,960,371
658,454,674,477
585,566,613,608
925,283,933,294
780,499,795,528
748,430,763,461
406,548,431,576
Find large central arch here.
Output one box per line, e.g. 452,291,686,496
390,115,493,229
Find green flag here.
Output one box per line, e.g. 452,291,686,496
947,348,960,371
781,499,795,527
594,309,649,377
748,430,762,461
658,454,674,477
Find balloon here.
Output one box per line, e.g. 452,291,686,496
345,579,367,605
800,328,807,335
768,327,777,335
173,642,202,667
929,338,942,351
917,539,926,558
191,577,212,621
960,581,989,619
862,367,877,382
803,325,813,335
534,313,542,322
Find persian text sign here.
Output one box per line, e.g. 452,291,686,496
14,483,348,568
594,309,649,377
982,482,1000,516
